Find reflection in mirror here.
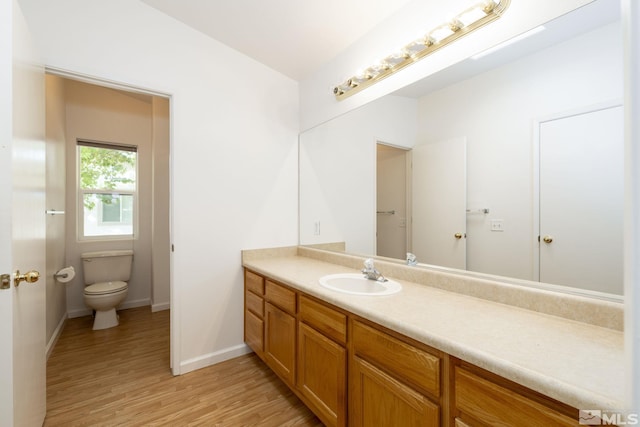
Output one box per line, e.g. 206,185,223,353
299,0,623,299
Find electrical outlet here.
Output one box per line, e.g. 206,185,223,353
314,221,321,235
490,219,504,232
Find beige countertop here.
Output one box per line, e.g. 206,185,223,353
242,247,625,412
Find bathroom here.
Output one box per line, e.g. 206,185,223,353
3,0,640,424
45,75,171,349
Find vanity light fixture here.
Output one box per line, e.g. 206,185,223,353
333,0,511,100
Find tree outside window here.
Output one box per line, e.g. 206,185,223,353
78,141,137,239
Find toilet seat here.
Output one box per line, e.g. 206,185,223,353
84,281,128,296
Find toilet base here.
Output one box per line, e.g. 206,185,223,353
92,308,119,330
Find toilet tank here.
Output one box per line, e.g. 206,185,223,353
81,250,134,284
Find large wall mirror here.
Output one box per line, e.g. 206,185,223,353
299,0,623,300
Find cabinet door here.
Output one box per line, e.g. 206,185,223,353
298,323,346,427
350,356,439,427
265,302,296,386
245,309,264,357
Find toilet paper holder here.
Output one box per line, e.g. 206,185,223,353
54,271,70,279
54,266,75,283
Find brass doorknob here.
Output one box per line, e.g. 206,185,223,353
542,236,553,244
454,233,464,240
14,270,40,287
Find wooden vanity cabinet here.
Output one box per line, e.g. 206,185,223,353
244,269,586,427
350,319,442,426
264,280,297,386
297,295,348,427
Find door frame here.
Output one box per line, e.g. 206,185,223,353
44,66,179,373
532,99,623,283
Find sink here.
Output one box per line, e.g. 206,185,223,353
318,273,402,296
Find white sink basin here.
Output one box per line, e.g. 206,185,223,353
318,273,402,296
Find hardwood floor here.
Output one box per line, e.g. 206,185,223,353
45,307,323,426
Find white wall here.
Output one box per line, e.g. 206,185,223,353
44,74,67,355
299,0,595,131
417,22,623,280
299,95,417,255
18,0,299,373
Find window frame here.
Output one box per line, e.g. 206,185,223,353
77,139,139,241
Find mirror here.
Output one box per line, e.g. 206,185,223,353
299,0,623,300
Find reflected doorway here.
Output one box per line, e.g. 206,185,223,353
376,143,411,259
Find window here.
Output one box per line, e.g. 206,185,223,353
78,140,137,239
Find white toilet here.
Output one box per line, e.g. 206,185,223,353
81,250,133,330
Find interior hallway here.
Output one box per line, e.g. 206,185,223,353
45,307,322,426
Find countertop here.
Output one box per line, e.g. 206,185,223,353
242,248,625,412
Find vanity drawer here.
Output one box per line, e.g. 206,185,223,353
246,290,264,318
454,365,577,427
265,280,296,314
299,295,347,345
352,320,440,398
245,270,264,295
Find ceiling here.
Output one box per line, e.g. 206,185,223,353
139,0,416,81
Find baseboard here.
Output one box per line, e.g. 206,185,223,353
46,314,67,360
119,298,151,311
67,307,92,319
151,302,170,312
178,343,252,375
67,298,152,319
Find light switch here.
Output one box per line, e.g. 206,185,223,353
490,219,504,232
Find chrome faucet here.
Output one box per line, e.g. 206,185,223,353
362,258,387,282
406,252,417,266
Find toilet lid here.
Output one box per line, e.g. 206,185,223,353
84,281,128,295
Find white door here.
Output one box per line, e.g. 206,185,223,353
539,105,623,294
0,2,47,426
412,138,467,269
376,144,409,259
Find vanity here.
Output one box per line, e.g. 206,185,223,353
242,246,624,427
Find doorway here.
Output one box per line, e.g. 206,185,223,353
44,72,172,366
376,143,411,259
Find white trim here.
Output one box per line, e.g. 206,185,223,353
45,66,171,99
46,314,67,360
623,0,640,413
151,302,170,312
179,344,253,375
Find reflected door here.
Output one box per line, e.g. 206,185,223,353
412,138,467,269
376,144,410,259
539,105,623,294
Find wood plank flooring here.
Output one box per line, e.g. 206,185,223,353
45,306,323,426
